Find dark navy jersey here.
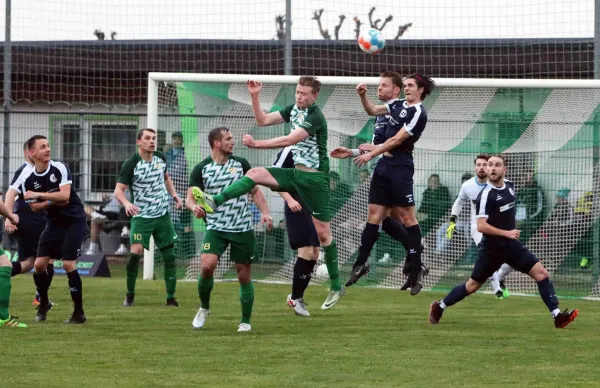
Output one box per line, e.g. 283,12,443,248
273,146,295,169
476,180,517,244
385,99,428,163
18,160,86,220
9,162,48,224
373,99,402,145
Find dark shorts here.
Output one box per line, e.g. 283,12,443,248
284,196,319,250
471,239,539,283
16,220,46,261
37,217,88,261
266,167,331,222
369,156,415,207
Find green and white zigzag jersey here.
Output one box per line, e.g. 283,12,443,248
190,155,253,233
118,151,170,219
278,103,329,172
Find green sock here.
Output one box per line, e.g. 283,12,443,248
162,246,177,299
126,253,142,295
214,176,256,207
239,281,254,324
324,240,341,291
0,266,12,320
198,275,214,309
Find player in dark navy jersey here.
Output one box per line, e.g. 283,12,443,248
20,135,88,324
331,72,420,289
349,73,435,295
273,146,320,317
4,141,55,306
428,155,578,328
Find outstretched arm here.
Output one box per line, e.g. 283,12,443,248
243,128,309,149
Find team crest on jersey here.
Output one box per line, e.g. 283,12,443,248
509,188,514,196
50,174,57,183
155,163,163,171
399,109,407,118
228,167,238,174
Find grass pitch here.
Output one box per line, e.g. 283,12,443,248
4,276,600,387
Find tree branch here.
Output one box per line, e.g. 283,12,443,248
368,7,376,28
353,16,362,40
334,15,346,40
312,9,330,40
275,15,286,40
395,22,413,39
380,15,393,31
93,29,105,40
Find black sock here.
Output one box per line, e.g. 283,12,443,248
405,225,422,274
33,271,50,305
536,277,559,313
67,270,84,314
11,262,22,277
353,223,380,267
291,257,317,300
442,283,469,307
47,264,55,288
382,217,409,250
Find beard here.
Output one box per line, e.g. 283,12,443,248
476,171,487,179
489,173,504,184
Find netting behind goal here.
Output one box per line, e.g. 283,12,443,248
152,77,600,299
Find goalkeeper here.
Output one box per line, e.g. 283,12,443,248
444,154,510,298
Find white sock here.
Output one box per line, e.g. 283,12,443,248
439,300,447,309
489,273,502,293
89,242,99,250
551,308,560,318
497,264,513,282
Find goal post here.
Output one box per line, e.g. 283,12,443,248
146,73,600,300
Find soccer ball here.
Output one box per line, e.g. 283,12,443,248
358,28,385,54
316,263,329,278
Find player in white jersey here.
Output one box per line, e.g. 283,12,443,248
445,154,510,298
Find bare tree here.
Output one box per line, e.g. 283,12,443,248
334,15,346,40
275,15,286,40
312,9,331,40
368,7,393,31
314,7,412,40
93,29,105,40
395,23,413,39
353,16,363,40
110,31,117,40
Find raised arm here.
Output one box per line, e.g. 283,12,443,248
248,80,285,127
356,84,388,116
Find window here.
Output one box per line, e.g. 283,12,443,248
91,124,137,192
57,124,83,192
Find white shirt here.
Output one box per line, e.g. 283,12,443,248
452,177,488,226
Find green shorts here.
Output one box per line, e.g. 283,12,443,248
130,212,177,250
201,229,257,264
0,245,5,257
266,167,331,222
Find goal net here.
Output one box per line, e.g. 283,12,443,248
149,74,600,299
